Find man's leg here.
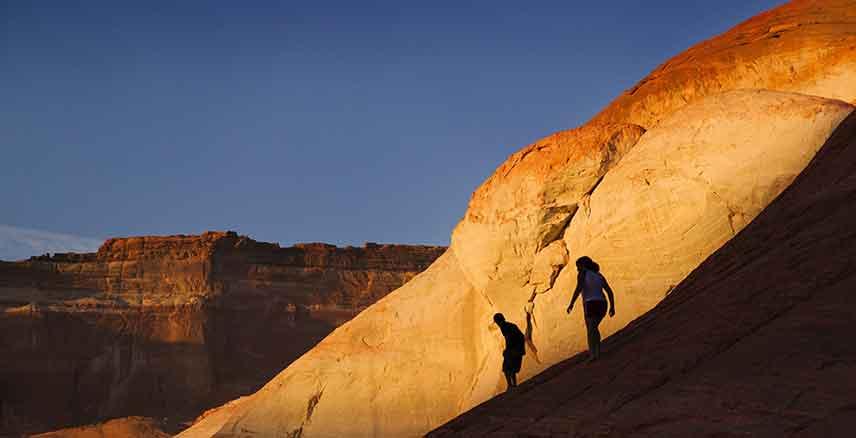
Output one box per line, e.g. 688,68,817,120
504,371,514,391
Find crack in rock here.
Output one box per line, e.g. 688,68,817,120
536,205,577,252
306,387,324,424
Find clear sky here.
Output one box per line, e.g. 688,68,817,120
1,0,784,247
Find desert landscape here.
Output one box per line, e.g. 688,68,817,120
176,1,856,436
0,233,443,435
2,0,855,437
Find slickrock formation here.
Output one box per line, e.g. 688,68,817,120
176,1,856,437
0,232,443,435
529,90,851,367
430,111,856,437
179,94,855,438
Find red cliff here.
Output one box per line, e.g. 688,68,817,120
0,231,444,435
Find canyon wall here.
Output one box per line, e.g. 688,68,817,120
177,1,856,437
0,232,444,435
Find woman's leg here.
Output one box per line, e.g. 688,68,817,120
585,317,598,360
592,321,601,359
584,301,605,361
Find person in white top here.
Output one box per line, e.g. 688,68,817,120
566,256,616,362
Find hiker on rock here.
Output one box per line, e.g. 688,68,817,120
566,256,616,362
493,313,525,391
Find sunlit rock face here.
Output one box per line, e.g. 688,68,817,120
532,90,852,366
190,251,491,437
178,1,856,437
430,110,856,438
0,233,443,435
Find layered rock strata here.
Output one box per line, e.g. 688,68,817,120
176,1,856,437
0,232,444,435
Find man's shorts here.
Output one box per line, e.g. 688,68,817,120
503,350,523,373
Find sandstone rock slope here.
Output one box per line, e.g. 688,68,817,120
178,1,856,436
430,110,856,438
0,233,443,435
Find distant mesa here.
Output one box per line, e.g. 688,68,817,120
0,231,445,436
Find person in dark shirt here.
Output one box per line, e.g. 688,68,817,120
493,313,525,391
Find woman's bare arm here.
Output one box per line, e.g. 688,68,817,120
603,276,616,316
567,271,584,313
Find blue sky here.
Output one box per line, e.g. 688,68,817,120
1,0,783,246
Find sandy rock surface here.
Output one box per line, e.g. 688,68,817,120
532,90,852,367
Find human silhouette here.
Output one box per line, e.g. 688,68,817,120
566,256,616,362
493,313,525,391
